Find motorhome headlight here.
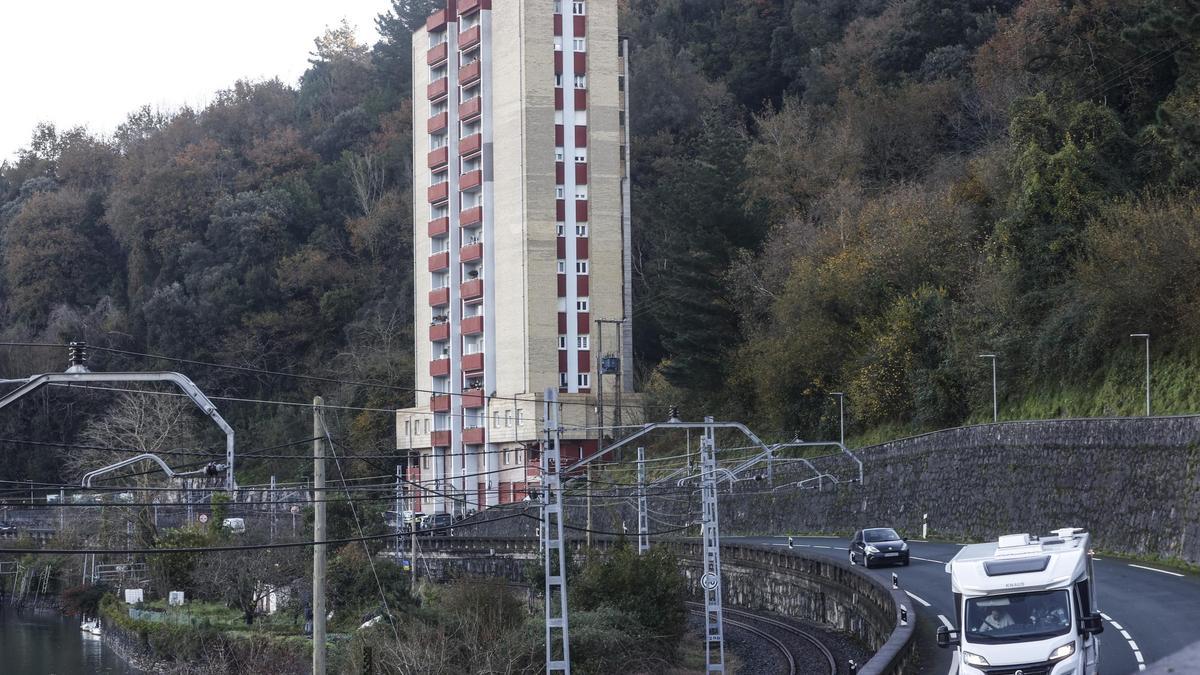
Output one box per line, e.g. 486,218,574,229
1048,641,1076,662
962,651,990,667
865,545,880,553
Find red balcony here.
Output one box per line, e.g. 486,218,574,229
459,25,481,50
577,351,591,372
428,78,448,101
576,200,588,221
459,60,481,86
426,9,448,32
458,0,488,15
460,132,482,157
428,146,448,168
460,96,482,120
428,111,448,133
461,388,485,409
460,205,483,227
461,242,483,262
431,430,451,447
574,52,587,73
461,278,483,302
427,42,448,66
428,216,450,238
574,89,587,110
557,274,566,297
557,312,567,333
462,315,484,335
555,124,564,145
553,14,562,35
556,199,565,220
554,52,563,73
574,16,586,36
430,358,451,377
462,352,485,373
556,237,566,257
428,181,449,204
462,426,485,445
577,312,590,334
555,161,564,183
575,163,588,184
577,275,589,296
428,251,449,272
429,287,450,307
575,125,587,147
558,350,567,371
460,169,483,191
576,237,588,258
431,394,451,413
430,322,450,342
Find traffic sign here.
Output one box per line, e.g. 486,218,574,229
198,514,208,523
700,573,719,590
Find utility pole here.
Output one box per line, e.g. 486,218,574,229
312,397,327,675
269,475,277,543
830,392,846,448
395,465,402,559
1131,333,1151,416
977,355,998,422
636,447,648,555
699,418,725,673
542,388,571,674
585,464,592,549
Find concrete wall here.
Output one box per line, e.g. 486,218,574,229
419,537,917,675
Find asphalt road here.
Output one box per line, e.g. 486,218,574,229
729,535,1200,674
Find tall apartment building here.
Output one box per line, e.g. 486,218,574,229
396,0,637,516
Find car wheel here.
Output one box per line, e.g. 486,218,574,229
864,558,873,569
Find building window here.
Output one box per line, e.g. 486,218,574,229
555,186,565,199
430,65,447,81
559,372,569,387
573,38,586,52
517,410,524,427
575,224,588,236
557,223,565,236
431,170,447,185
576,260,588,274
558,336,567,349
618,75,625,92
577,336,589,349
557,260,566,273
577,298,589,311
554,0,563,13
429,31,447,48
422,454,430,470
505,410,512,427
578,373,590,387
555,73,563,87
575,186,588,200
555,147,564,162
502,449,510,466
430,133,447,149
554,36,563,51
574,149,587,162
493,411,501,428
574,74,586,89
404,420,411,435
573,2,586,15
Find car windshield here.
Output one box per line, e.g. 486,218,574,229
965,590,1071,643
864,528,900,542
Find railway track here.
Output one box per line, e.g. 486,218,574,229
686,601,838,675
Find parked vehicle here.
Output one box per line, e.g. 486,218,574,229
848,527,910,568
937,528,1102,675
221,517,246,534
422,513,453,535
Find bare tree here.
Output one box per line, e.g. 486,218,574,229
192,537,302,625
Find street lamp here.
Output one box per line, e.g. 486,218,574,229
829,392,845,448
978,354,998,423
1130,333,1150,416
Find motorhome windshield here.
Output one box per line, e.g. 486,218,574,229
965,590,1071,643
864,528,900,542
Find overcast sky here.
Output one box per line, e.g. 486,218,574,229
0,0,391,162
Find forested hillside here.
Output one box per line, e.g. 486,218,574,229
1,0,1198,484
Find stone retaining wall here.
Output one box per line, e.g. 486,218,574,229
462,415,1200,565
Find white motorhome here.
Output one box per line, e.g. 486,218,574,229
937,528,1103,675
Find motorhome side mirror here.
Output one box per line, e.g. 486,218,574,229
1081,613,1104,635
936,625,960,648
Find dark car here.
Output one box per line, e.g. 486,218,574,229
422,513,454,536
849,527,910,568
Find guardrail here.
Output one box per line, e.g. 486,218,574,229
419,536,917,675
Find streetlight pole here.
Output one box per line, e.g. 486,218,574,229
1131,333,1150,416
978,354,998,423
829,393,845,448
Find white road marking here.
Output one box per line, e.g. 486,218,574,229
1128,563,1184,577
813,545,831,549
905,591,931,607
911,556,946,564
1104,612,1147,672
937,614,954,629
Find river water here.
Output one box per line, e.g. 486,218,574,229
0,607,141,674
